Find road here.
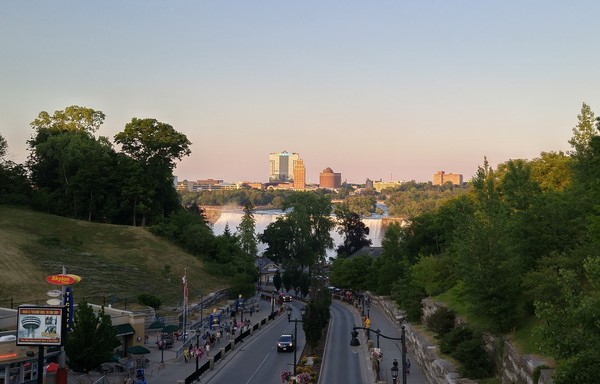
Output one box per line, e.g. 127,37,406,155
319,300,372,383
203,301,306,384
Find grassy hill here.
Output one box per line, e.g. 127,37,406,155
0,205,228,309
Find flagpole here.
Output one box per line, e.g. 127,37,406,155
183,268,188,342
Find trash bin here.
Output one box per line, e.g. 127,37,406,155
136,368,144,378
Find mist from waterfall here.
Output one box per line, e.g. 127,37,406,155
211,209,384,259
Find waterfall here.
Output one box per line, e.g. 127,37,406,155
211,210,384,258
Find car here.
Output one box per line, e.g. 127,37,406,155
276,334,294,352
283,294,293,302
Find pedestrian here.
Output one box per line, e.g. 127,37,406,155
183,347,190,363
406,358,411,375
124,374,134,384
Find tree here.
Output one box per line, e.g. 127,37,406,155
237,200,258,258
334,204,372,258
114,118,191,226
65,300,120,372
568,102,597,160
273,270,282,292
0,134,31,204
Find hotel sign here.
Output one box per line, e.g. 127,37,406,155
16,306,66,346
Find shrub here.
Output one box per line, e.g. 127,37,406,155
440,325,493,380
454,338,493,379
137,293,161,309
440,325,475,355
426,306,456,338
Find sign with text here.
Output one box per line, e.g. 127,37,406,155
16,306,66,346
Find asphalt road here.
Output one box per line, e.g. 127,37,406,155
319,300,372,383
203,301,306,384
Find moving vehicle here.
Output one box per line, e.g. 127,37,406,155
276,334,294,352
282,294,293,302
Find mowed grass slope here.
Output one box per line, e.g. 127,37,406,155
0,205,227,308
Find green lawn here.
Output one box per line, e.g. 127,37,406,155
0,205,228,309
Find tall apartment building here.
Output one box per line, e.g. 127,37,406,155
433,171,463,186
269,151,300,182
319,167,341,189
293,159,306,190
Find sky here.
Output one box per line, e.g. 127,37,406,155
1,1,599,184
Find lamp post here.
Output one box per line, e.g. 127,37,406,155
287,305,306,377
350,325,407,384
391,359,399,384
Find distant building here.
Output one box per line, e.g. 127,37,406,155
373,180,403,192
293,159,306,190
433,171,463,186
365,179,374,189
176,179,240,192
269,151,300,182
319,167,341,189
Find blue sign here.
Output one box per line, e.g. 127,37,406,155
64,287,73,331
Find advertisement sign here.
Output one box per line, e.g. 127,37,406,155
16,306,66,346
64,287,74,331
45,274,79,286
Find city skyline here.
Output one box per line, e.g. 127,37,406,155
1,2,599,184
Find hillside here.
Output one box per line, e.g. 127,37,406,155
0,205,228,309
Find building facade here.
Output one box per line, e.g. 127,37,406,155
269,151,300,182
433,171,463,186
293,159,306,190
319,167,341,189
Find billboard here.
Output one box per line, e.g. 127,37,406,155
16,306,66,346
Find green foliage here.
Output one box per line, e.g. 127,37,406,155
237,200,258,257
439,325,493,379
329,255,373,291
273,270,282,292
425,306,456,338
260,193,334,277
303,286,331,352
334,203,372,257
65,300,120,373
137,293,161,309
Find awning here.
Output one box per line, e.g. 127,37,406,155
114,323,135,337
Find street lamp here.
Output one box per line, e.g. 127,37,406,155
391,359,399,384
287,305,306,377
349,325,407,384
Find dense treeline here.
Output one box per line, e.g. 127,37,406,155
180,181,469,219
0,105,258,295
329,103,600,383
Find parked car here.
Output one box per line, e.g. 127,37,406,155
276,334,294,352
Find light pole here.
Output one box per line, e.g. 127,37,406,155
350,325,407,384
287,305,306,377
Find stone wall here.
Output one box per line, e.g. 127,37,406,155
374,296,554,384
421,298,553,384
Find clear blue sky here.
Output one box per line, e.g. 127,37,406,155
1,1,599,184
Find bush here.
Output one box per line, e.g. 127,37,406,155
138,293,161,309
454,338,493,379
426,306,456,338
440,325,493,380
440,325,475,355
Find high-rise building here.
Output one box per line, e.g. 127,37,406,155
319,167,341,189
433,171,463,186
269,151,300,182
293,159,306,190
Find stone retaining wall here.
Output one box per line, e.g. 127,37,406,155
373,296,554,384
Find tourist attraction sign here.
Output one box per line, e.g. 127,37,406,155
45,274,81,286
16,306,66,346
